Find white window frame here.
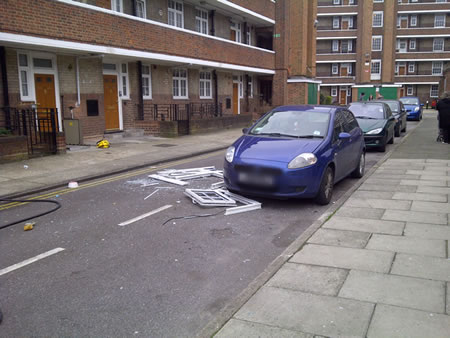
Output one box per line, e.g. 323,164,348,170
342,16,353,29
332,40,339,52
373,12,384,27
246,25,252,45
17,52,34,101
409,39,416,50
142,64,152,100
408,62,415,73
372,36,382,51
333,0,340,4
239,75,244,98
248,76,253,98
435,14,446,27
432,61,443,75
410,14,417,27
332,63,339,75
231,22,242,43
430,84,439,97
195,8,208,35
173,68,188,99
370,60,382,80
168,0,184,28
199,71,212,99
407,85,414,96
333,16,340,29
349,0,355,4
436,0,447,3
395,62,399,74
374,0,384,2
433,38,444,51
111,0,123,13
397,39,407,52
331,86,338,96
136,0,146,19
120,63,129,99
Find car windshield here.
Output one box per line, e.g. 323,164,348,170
349,104,385,119
249,110,330,138
400,98,419,105
383,101,399,113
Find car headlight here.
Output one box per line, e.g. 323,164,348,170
366,128,383,135
414,107,420,112
288,153,317,169
225,146,235,163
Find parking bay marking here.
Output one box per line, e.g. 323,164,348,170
118,205,172,226
0,247,65,277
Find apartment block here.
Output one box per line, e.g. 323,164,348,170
316,0,450,104
0,0,318,147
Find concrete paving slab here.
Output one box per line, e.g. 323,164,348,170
392,192,448,202
401,179,447,187
344,198,411,210
420,175,450,181
408,169,450,176
425,159,450,164
215,319,313,338
324,216,404,235
335,207,385,220
379,164,425,170
351,191,394,200
339,270,445,313
266,263,348,296
410,200,450,213
234,286,374,338
417,186,450,195
365,178,401,185
307,228,371,248
359,183,417,193
404,222,450,240
386,159,426,163
382,210,448,225
290,244,394,273
371,174,420,180
372,169,407,175
391,253,450,282
366,234,447,257
367,304,450,338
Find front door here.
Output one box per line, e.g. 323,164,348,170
340,89,347,105
400,88,405,97
34,73,57,131
233,83,239,114
103,75,120,130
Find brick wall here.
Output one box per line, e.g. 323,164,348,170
0,135,29,163
287,82,307,105
232,0,275,21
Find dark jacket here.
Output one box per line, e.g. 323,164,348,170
437,98,450,129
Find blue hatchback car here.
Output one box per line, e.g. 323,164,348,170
399,96,423,121
223,105,365,205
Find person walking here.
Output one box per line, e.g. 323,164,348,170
436,92,450,143
359,92,365,101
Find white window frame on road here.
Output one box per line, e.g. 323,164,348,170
142,64,152,99
136,0,146,19
331,86,337,96
373,12,384,27
173,68,188,99
195,8,208,35
435,14,446,28
432,61,443,75
332,63,339,75
408,62,415,73
372,36,382,51
111,0,123,13
433,38,444,51
407,85,414,96
409,38,416,50
168,0,184,28
430,84,439,97
199,71,212,99
371,60,381,80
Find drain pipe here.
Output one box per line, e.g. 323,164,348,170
0,46,11,128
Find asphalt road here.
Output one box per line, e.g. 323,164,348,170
0,122,418,337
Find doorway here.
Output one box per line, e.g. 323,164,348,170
103,74,120,130
34,73,57,131
340,88,347,105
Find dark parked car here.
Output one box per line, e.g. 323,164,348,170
399,96,423,121
223,105,365,205
373,99,407,137
348,102,396,152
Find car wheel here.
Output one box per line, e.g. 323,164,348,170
379,136,387,152
388,133,394,144
351,152,365,178
402,122,407,133
315,166,334,205
395,124,400,137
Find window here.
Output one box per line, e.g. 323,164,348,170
18,53,33,101
342,16,353,29
372,36,382,51
373,12,383,27
430,84,439,97
136,0,146,19
173,69,188,98
120,63,129,98
33,58,52,68
433,38,444,51
435,14,445,27
195,8,208,35
142,64,152,99
168,0,184,28
230,22,241,43
432,61,443,75
332,63,339,75
111,0,123,12
342,40,353,53
333,0,340,4
239,75,244,98
395,62,399,74
371,60,381,80
397,39,407,52
374,0,384,2
248,76,253,98
332,40,339,52
349,0,355,4
436,0,447,3
410,15,417,27
331,86,337,96
199,71,212,99
408,62,415,73
246,25,252,45
333,17,340,29
407,85,414,96
409,39,416,50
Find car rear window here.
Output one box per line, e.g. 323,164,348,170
349,104,385,119
399,98,419,105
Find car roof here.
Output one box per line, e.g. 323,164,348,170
400,96,419,99
372,99,400,104
274,105,337,113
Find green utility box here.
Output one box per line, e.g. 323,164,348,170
63,119,82,145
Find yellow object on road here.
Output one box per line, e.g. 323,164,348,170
24,222,35,231
96,139,110,149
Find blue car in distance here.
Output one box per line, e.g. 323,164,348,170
399,96,423,121
223,105,365,205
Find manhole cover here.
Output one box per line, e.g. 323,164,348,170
153,144,177,147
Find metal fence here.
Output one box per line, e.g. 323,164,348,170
138,103,222,121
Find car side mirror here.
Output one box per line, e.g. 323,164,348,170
242,128,249,134
338,132,351,139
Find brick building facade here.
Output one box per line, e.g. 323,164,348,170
0,0,318,144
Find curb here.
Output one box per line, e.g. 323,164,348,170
0,146,228,199
197,123,420,338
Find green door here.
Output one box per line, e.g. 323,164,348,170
308,83,318,104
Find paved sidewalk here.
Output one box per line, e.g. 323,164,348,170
0,128,242,198
215,110,450,337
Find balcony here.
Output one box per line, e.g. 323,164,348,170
317,48,356,54
318,0,358,6
317,72,355,78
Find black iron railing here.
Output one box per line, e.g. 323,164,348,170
137,103,222,121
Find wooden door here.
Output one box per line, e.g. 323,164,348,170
103,75,120,130
34,73,57,131
341,67,348,77
230,30,236,41
233,83,239,115
401,18,408,28
342,21,348,30
399,66,406,76
340,90,347,105
400,88,405,98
